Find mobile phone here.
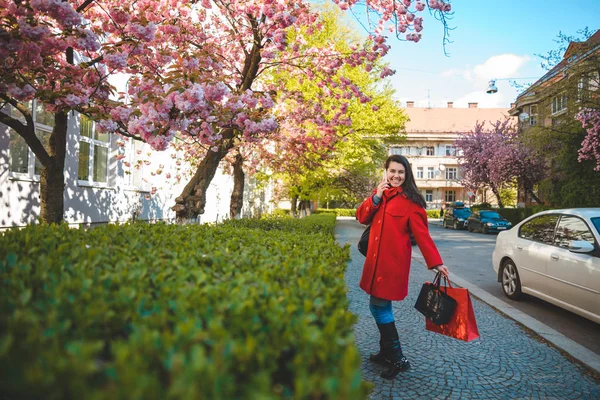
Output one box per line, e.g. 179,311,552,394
383,170,388,183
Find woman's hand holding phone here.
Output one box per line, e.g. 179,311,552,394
376,171,390,198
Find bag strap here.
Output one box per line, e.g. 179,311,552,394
432,272,453,292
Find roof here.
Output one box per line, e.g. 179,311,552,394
512,29,600,110
403,107,511,133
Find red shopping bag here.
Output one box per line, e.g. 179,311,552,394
425,284,479,342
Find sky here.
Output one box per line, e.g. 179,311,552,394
366,0,600,109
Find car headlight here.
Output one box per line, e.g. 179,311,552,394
457,218,464,221
486,222,494,226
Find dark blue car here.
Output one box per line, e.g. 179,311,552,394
467,210,512,234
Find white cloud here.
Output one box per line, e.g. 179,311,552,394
472,54,531,80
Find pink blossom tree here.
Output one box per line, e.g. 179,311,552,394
455,119,545,207
165,0,453,221
1,0,452,223
577,109,600,171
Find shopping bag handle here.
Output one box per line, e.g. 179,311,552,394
432,272,453,291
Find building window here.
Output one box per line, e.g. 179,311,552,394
445,167,458,180
425,190,433,202
78,115,110,185
416,167,424,179
427,167,434,179
426,146,435,156
445,190,456,203
124,139,150,190
445,145,456,156
7,101,53,179
551,93,567,115
528,104,538,126
390,146,406,155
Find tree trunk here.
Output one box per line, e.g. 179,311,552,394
490,184,504,208
290,194,298,217
171,20,263,222
526,187,543,205
40,111,68,223
172,131,234,221
230,152,245,219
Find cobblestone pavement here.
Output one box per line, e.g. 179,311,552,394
335,218,600,400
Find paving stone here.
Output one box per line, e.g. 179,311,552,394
336,219,600,400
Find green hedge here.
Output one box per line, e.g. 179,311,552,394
471,205,556,225
314,208,357,217
426,210,441,219
0,215,369,399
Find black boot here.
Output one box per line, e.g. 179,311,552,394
379,322,411,379
369,337,388,367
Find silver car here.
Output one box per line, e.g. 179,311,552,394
492,208,600,324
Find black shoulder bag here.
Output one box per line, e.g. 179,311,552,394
357,225,370,257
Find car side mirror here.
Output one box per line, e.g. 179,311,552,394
568,240,595,254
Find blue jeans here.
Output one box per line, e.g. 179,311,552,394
369,295,394,324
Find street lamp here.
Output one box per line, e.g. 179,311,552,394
486,77,539,94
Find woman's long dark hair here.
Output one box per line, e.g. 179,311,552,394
385,154,427,209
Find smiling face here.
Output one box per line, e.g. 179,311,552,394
386,161,406,187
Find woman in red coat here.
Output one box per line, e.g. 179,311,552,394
356,154,450,379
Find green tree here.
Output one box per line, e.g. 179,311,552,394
523,28,600,207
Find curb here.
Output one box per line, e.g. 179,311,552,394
412,252,600,375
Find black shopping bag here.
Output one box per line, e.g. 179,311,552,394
414,273,457,325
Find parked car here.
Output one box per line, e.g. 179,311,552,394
492,208,600,324
467,210,512,233
442,203,472,230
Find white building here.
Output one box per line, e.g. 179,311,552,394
0,102,273,229
390,102,511,209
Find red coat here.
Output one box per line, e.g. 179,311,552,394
356,188,443,301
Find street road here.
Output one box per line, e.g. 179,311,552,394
423,223,600,356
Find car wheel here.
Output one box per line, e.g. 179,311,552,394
467,225,473,232
501,259,522,300
443,220,447,229
482,225,489,234
453,221,459,230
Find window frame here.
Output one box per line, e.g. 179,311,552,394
425,190,433,202
445,190,456,203
7,100,53,181
445,145,456,157
529,104,538,126
426,146,435,156
445,167,458,180
77,115,111,188
551,93,567,115
416,167,424,179
426,167,435,179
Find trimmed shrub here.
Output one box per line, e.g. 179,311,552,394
0,215,369,399
314,208,357,217
426,210,440,218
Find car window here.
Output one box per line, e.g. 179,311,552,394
554,216,595,249
591,217,600,236
519,215,559,244
480,211,501,219
454,209,472,218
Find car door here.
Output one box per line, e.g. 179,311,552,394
548,215,600,318
514,214,559,296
